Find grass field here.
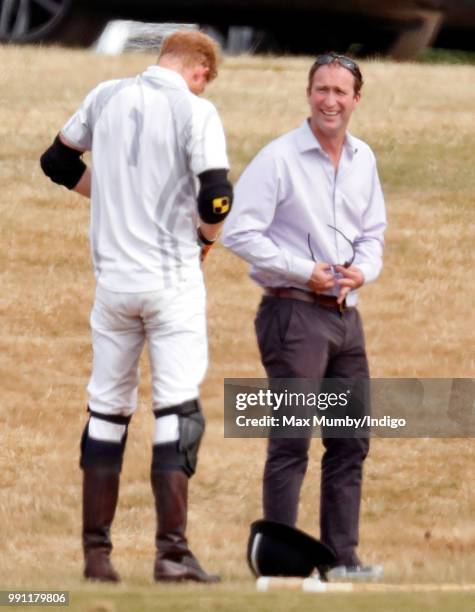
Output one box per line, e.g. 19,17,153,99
52,586,475,612
0,45,474,610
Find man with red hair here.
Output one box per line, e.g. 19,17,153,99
40,29,232,583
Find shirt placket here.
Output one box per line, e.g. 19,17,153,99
332,166,341,266
321,153,341,268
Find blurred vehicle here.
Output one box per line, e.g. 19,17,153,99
0,0,473,58
435,0,475,51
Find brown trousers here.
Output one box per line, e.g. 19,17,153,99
255,295,370,566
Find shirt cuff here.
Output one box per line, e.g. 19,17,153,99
354,262,379,285
287,256,316,285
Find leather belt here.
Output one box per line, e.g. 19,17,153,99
265,287,347,312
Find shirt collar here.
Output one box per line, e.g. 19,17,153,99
344,131,358,156
141,65,189,90
296,119,358,157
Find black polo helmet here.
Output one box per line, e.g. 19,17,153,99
247,519,336,579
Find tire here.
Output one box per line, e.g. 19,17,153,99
0,0,107,46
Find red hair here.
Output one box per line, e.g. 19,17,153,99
158,30,221,82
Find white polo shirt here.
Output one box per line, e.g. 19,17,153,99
222,119,386,306
61,66,229,292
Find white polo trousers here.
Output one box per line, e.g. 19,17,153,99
87,277,207,418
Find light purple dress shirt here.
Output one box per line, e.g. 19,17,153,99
222,119,387,306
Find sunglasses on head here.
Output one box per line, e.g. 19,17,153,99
313,53,362,81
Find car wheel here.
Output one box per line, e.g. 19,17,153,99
0,0,72,43
0,1,109,46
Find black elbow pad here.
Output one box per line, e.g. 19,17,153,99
40,134,87,190
197,169,233,224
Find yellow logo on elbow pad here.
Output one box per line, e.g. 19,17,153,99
212,197,230,215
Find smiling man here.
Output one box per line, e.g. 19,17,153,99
223,54,387,580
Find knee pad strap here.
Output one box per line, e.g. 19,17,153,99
152,400,205,477
80,409,132,472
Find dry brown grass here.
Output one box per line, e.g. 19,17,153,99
0,45,474,594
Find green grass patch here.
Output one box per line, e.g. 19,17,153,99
417,48,475,65
66,587,475,612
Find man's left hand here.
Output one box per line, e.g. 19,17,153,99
334,265,364,304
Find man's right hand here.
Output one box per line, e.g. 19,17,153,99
197,226,217,262
307,262,335,293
